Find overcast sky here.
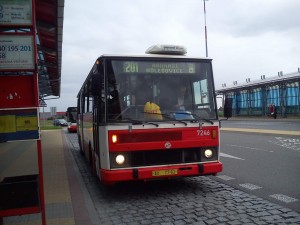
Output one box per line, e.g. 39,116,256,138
44,0,300,112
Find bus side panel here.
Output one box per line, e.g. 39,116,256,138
98,126,110,170
82,112,93,162
77,113,83,151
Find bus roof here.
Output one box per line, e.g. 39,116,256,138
96,53,211,61
97,44,211,60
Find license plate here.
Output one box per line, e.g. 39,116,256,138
152,169,178,177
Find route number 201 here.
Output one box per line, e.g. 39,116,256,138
124,62,139,73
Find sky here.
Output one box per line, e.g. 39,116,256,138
44,0,300,112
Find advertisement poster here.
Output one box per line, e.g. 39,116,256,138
0,108,39,142
0,0,32,26
0,35,35,70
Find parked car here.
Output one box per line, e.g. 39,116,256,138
67,122,77,133
53,119,68,126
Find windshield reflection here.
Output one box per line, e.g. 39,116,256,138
106,60,217,123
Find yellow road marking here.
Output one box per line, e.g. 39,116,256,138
221,128,300,136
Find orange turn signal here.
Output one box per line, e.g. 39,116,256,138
112,134,118,143
211,130,217,139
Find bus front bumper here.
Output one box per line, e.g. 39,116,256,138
100,162,222,184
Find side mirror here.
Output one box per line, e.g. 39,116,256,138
224,98,232,118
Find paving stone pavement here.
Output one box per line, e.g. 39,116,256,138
66,132,300,225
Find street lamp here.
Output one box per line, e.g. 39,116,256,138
203,0,209,57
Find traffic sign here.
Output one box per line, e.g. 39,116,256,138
39,99,47,107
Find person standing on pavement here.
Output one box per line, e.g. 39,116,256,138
270,104,277,119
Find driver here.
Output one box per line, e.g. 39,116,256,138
131,75,153,106
171,84,191,110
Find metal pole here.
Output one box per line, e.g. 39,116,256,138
37,140,46,225
203,0,208,57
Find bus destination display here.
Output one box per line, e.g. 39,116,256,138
123,61,196,74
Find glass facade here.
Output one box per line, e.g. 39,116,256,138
224,81,300,117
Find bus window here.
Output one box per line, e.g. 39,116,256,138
194,79,209,105
66,107,77,123
105,60,217,121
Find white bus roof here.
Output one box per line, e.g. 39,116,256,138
97,53,211,61
97,45,211,60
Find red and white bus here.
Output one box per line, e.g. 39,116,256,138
66,107,77,133
77,45,223,185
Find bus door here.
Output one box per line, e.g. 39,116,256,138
92,100,100,174
91,67,104,173
78,94,84,153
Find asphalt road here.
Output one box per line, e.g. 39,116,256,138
220,119,300,132
216,119,300,213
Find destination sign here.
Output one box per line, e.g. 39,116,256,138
0,35,35,70
122,61,196,74
0,0,32,25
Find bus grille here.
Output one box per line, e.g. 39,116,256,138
119,132,182,143
110,147,218,168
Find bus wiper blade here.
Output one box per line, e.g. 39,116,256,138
123,118,143,125
124,118,159,127
142,111,188,126
191,114,214,125
160,113,188,126
144,121,159,127
175,120,188,126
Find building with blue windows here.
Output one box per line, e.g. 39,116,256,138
216,70,300,118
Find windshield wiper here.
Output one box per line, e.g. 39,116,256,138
136,111,189,126
122,118,143,125
191,114,214,125
156,112,190,126
123,118,159,127
142,111,213,126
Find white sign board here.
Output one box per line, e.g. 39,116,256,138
50,107,57,116
0,35,35,70
0,0,32,25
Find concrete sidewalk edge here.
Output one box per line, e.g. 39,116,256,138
61,131,101,225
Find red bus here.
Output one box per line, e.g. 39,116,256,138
77,45,223,185
66,107,77,123
66,107,77,132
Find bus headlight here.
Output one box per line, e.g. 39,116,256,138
204,149,213,159
116,154,125,165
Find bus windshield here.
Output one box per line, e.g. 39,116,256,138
66,107,77,123
105,59,217,122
